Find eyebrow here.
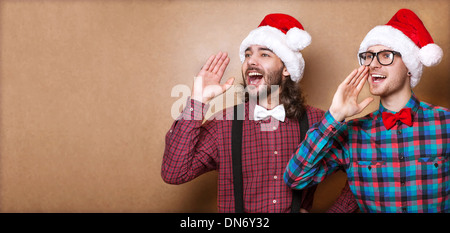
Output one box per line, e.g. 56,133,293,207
366,49,392,53
245,47,274,53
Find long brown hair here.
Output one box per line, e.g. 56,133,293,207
280,77,307,119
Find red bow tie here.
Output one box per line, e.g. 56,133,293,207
382,108,413,130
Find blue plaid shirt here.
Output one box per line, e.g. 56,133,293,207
284,94,449,212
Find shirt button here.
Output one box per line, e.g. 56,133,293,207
401,178,406,185
399,153,404,160
274,151,278,155
273,175,278,180
272,200,277,204
397,130,402,135
189,108,194,112
272,126,277,130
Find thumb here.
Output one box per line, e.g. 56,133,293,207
358,97,374,112
222,77,235,92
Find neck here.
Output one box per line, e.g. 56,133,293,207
380,88,412,112
258,90,281,110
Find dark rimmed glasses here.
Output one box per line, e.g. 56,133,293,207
358,50,402,66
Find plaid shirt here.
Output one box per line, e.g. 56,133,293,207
284,94,450,213
162,99,357,213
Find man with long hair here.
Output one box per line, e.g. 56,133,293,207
162,13,357,212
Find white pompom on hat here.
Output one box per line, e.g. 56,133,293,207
239,13,311,83
359,9,443,88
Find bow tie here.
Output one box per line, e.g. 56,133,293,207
382,108,413,130
254,104,286,122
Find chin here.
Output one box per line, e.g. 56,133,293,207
369,88,382,96
368,83,386,96
246,85,267,97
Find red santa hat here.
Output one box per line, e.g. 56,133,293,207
359,9,443,88
239,13,311,82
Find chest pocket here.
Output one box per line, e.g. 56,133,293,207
355,160,386,171
417,155,448,168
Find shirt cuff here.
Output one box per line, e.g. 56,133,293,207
318,110,344,136
179,98,209,121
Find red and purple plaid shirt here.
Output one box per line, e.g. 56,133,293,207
162,98,358,213
285,94,450,212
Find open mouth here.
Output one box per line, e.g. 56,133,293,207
247,72,264,85
371,74,387,83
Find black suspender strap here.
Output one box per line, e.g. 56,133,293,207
231,104,309,213
290,110,309,213
231,104,244,213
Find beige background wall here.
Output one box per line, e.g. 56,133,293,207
0,0,448,212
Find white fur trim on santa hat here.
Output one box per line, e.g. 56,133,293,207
419,43,443,67
286,27,311,51
239,26,308,82
359,25,422,88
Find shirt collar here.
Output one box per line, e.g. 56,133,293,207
376,93,420,116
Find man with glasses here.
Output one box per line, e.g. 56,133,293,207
284,9,449,212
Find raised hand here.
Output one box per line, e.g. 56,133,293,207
329,66,374,122
191,51,235,104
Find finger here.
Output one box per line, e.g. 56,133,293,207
356,69,369,91
208,51,223,72
212,52,228,74
350,66,366,86
352,66,368,88
343,69,358,85
216,56,230,77
201,54,216,72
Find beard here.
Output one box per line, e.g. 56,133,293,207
243,66,284,102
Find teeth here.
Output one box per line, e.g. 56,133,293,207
248,72,262,77
372,74,386,78
248,72,263,85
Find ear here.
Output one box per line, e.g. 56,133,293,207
282,67,290,77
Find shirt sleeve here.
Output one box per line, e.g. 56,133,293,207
284,110,348,190
161,98,218,184
326,182,360,213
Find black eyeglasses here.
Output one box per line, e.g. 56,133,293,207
358,50,401,66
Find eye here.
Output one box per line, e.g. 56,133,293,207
261,53,269,57
360,52,373,60
383,53,393,59
244,53,251,58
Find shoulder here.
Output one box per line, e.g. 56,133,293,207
418,100,450,119
420,101,450,113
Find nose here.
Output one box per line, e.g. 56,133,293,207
246,54,258,66
369,56,382,69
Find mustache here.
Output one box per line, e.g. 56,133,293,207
245,66,264,74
